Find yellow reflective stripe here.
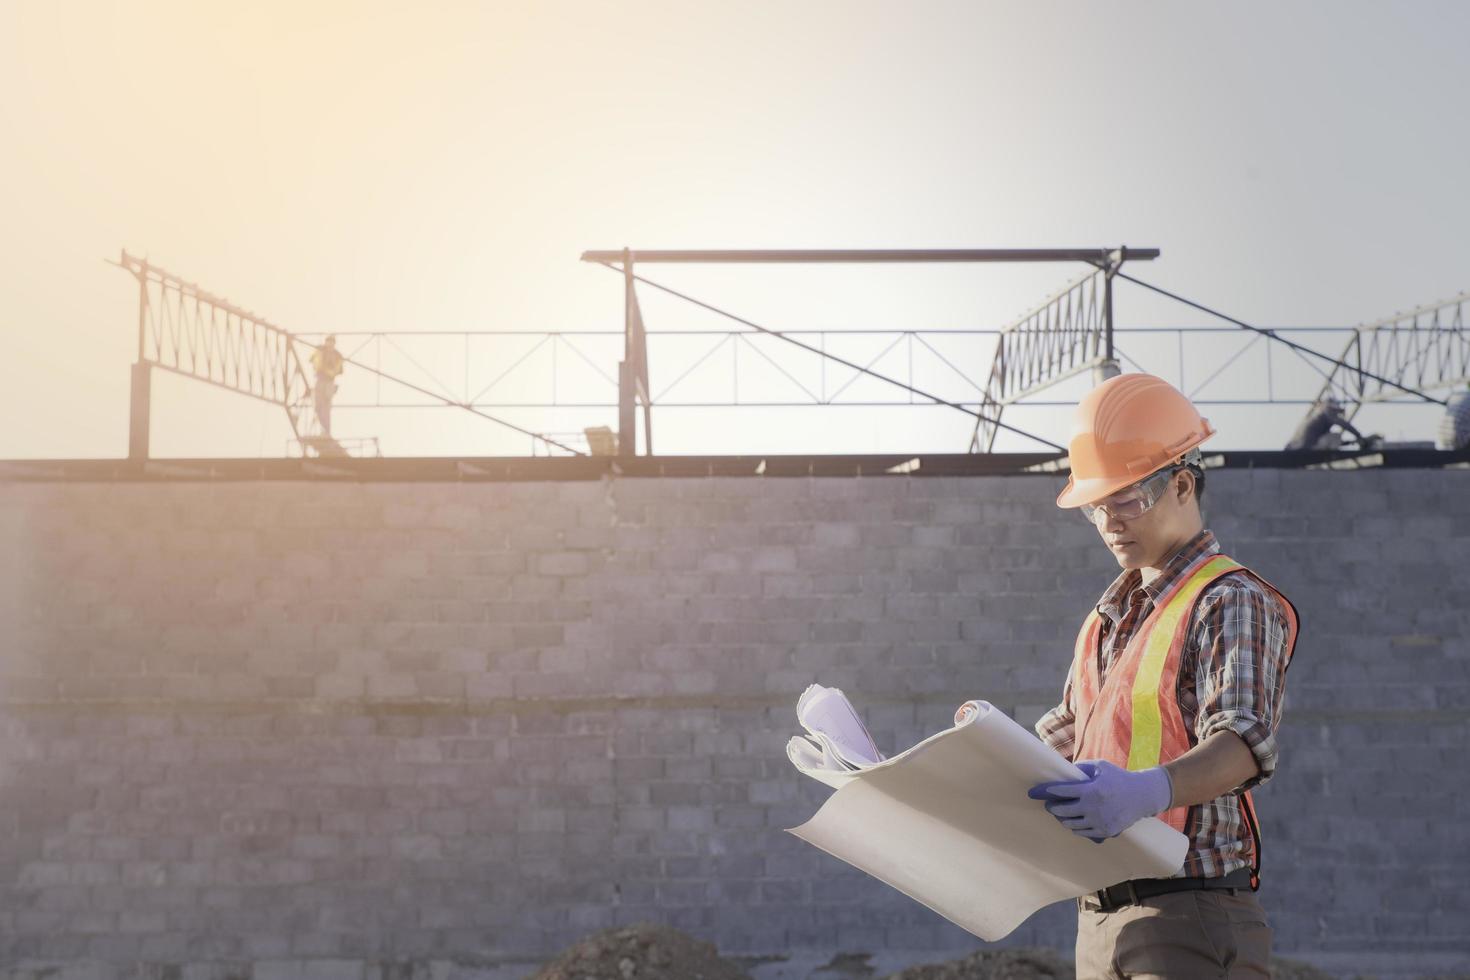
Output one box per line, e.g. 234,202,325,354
1125,555,1240,771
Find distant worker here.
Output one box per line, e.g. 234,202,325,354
1284,395,1365,450
310,335,345,436
1028,373,1298,978
1436,382,1470,451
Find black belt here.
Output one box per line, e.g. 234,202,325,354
1082,867,1253,912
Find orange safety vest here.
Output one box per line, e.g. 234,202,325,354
1068,553,1299,889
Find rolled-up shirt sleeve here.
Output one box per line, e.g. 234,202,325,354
1034,670,1078,762
1192,577,1293,794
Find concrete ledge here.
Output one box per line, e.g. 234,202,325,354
1,447,1468,482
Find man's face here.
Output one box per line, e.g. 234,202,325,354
1084,468,1196,570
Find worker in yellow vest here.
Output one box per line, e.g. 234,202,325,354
1028,373,1298,978
310,335,345,436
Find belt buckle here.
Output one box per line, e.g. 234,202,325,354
1092,880,1140,912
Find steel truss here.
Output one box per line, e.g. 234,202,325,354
1110,272,1449,426
969,255,1118,452
113,251,580,459
581,248,1161,455
575,251,1454,454
113,251,316,458
111,247,1462,458
1309,291,1470,422
316,328,995,413
302,327,1391,411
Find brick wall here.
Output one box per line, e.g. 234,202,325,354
0,468,1465,977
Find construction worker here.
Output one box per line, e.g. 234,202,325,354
1027,373,1298,978
1284,394,1366,450
1436,381,1470,451
310,335,345,436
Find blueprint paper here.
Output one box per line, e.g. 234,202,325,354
795,684,885,767
786,700,1189,941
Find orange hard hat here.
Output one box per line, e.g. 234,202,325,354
1056,373,1216,509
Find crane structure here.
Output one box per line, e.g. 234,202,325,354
116,251,323,459
579,248,1157,456
114,250,581,460
1309,290,1470,422
111,247,1464,459
966,255,1121,453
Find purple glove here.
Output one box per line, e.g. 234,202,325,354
1028,760,1173,843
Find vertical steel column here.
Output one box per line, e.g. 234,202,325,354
618,247,636,456
128,363,151,460
128,257,151,460
642,388,653,455
1098,247,1123,382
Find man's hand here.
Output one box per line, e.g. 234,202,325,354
1027,760,1173,843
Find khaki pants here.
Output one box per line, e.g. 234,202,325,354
1075,889,1272,979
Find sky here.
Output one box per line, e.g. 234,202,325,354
2,0,1468,458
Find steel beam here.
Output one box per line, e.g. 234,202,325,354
128,362,151,460
581,248,1160,264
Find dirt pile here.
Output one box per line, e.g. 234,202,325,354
526,922,753,980
525,925,1372,980
1268,959,1336,980
887,951,1342,980
882,948,1074,980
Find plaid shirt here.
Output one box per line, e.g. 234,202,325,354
1034,529,1294,879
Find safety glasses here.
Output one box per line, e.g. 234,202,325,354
1080,467,1179,525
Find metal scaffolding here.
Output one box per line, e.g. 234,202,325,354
109,246,1464,458
114,251,316,459
968,259,1116,452
113,250,582,459
1309,290,1470,421
580,248,1161,455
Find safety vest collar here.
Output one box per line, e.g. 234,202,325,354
1093,530,1221,626
1072,552,1240,766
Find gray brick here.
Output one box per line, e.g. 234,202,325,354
1,469,1464,968
255,961,365,980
